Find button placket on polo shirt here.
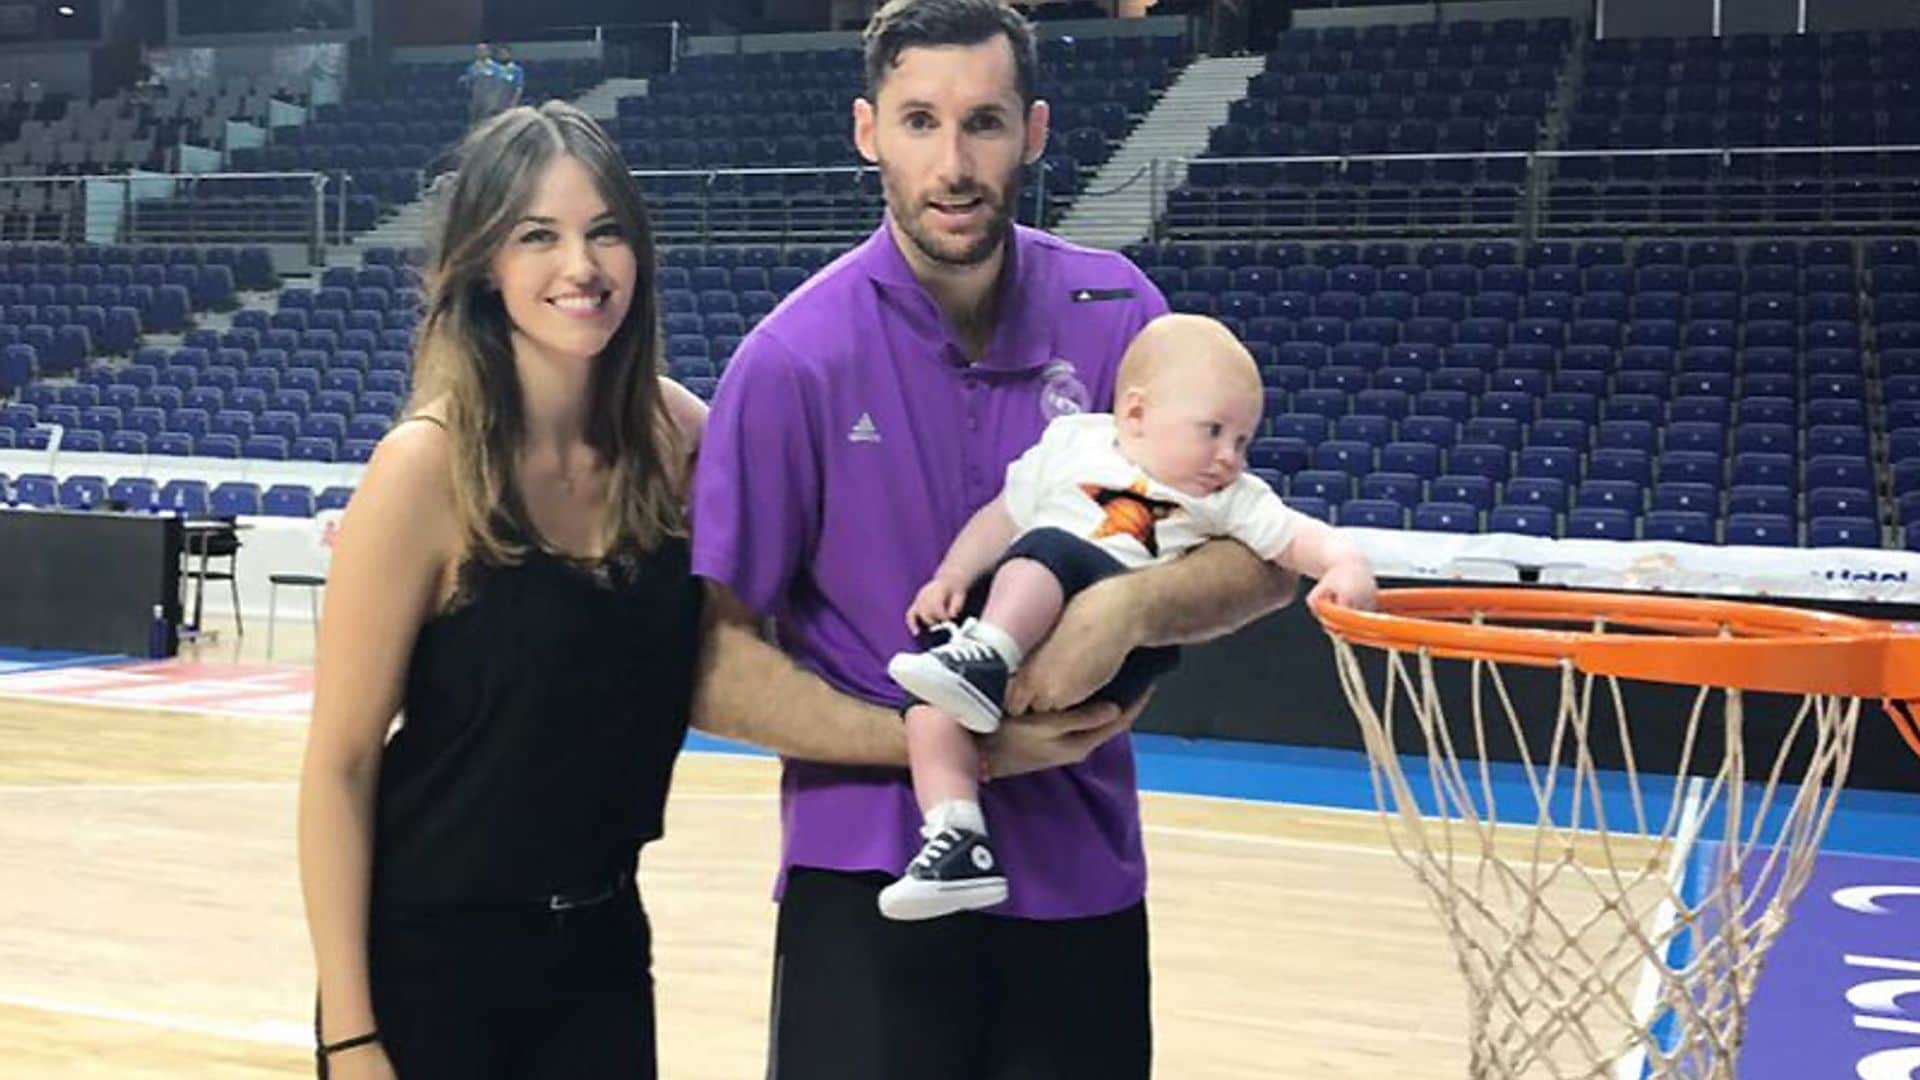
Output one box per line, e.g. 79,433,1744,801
961,369,989,498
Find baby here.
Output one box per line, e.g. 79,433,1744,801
880,313,1378,920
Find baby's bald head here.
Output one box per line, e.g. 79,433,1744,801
1116,313,1263,407
1111,314,1266,497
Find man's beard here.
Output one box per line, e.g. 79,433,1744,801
883,164,1022,268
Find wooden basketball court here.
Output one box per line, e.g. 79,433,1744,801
0,617,1548,1078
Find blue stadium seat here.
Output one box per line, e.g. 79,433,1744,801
1489,504,1555,536
1724,513,1795,547
155,479,209,516
1412,501,1480,532
1447,443,1510,482
1359,472,1423,508
56,475,107,510
1576,479,1643,512
1804,456,1873,491
1528,413,1589,443
1337,499,1405,529
210,482,261,517
1290,470,1355,502
1657,451,1722,487
262,484,316,518
1728,485,1795,518
1806,488,1876,520
1643,510,1714,543
1429,474,1495,512
1247,437,1309,474
1381,441,1442,479
1314,439,1375,477
1334,414,1393,447
1285,495,1331,522
1503,475,1568,511
1567,506,1636,539
1663,421,1724,455
1807,516,1882,548
1731,452,1796,491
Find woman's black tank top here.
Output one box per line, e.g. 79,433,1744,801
370,532,704,908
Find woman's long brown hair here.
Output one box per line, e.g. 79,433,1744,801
408,100,682,565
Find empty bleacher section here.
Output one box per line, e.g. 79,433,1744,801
213,59,602,239
0,76,309,241
4,13,1920,562
0,241,414,465
1552,29,1920,232
1164,18,1574,238
614,32,1190,244
1123,234,1919,550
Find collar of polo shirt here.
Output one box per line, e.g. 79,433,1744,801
860,215,1055,375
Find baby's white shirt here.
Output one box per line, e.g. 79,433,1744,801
1001,413,1305,570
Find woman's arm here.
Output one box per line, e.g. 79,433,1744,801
297,421,458,1052
659,376,708,495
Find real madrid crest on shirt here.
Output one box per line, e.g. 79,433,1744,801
1039,360,1090,421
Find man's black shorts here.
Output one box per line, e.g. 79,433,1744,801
767,867,1151,1079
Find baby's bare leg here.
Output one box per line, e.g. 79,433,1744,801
979,558,1066,660
906,706,985,832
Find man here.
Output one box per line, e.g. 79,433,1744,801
457,42,499,126
494,43,526,111
689,0,1297,1075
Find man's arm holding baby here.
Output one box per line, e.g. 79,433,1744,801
1009,493,1376,713
693,578,1147,776
1007,539,1300,714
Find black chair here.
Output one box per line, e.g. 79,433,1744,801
182,517,243,635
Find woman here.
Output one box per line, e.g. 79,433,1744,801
297,100,707,1079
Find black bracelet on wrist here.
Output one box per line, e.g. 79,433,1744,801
317,1030,380,1058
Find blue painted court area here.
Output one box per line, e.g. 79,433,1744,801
1731,845,1920,1080
0,646,123,676
690,729,1920,860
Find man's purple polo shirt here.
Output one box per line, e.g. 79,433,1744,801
691,220,1167,920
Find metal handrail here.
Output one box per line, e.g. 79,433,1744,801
629,164,871,178
1178,143,1920,168
1071,160,1157,200
0,170,333,259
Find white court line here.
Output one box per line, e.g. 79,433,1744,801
0,780,294,796
1143,822,1397,859
0,991,311,1048
0,689,309,721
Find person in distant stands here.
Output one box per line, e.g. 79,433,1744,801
495,44,526,111
458,42,501,126
690,0,1304,1074
297,102,708,1080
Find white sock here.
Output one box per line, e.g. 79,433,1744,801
924,799,987,836
966,619,1023,672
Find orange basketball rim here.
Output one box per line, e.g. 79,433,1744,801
1310,587,1920,759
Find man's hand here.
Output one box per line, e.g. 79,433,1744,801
975,691,1151,780
1005,577,1139,715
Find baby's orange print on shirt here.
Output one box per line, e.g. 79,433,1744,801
1080,479,1184,557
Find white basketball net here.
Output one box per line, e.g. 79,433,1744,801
1324,628,1861,1080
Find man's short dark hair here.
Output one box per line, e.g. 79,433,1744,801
863,0,1039,106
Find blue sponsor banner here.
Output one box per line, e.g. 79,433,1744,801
1738,847,1920,1079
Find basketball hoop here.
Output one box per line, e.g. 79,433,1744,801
1311,588,1920,1080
